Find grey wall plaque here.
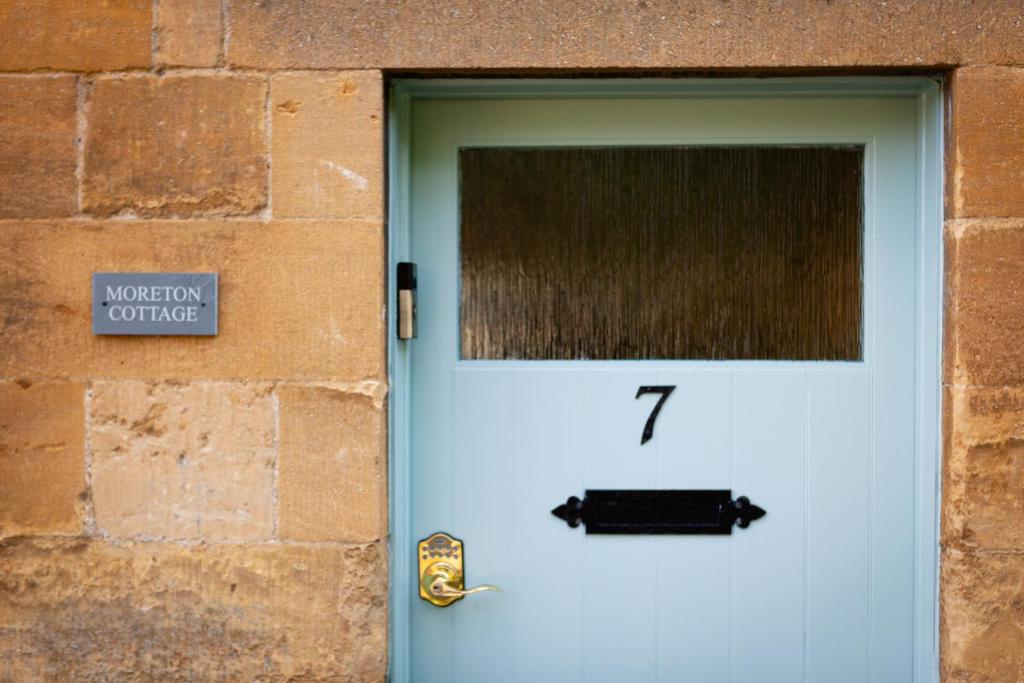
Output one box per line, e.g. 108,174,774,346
92,273,218,336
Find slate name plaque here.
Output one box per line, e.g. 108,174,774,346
92,273,218,336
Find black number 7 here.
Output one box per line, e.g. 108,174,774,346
635,385,676,445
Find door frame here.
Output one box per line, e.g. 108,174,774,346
386,77,944,683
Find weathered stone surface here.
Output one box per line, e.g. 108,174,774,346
0,76,76,218
278,384,386,542
945,219,1024,387
155,0,223,67
0,220,384,380
941,550,1024,682
0,537,387,680
0,382,85,537
90,382,275,541
943,386,1024,552
272,71,383,219
0,0,151,71
948,67,1024,218
227,0,1024,69
943,227,959,388
83,75,267,218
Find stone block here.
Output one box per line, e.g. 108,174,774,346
0,0,151,71
0,537,387,680
278,384,386,542
945,219,1024,387
943,385,1024,552
948,67,1024,218
0,76,77,218
83,75,267,218
0,220,384,381
942,226,958,387
90,382,275,541
941,550,1024,683
0,382,85,537
227,0,1024,70
272,71,383,219
155,0,223,67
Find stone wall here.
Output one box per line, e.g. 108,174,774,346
0,1,1021,680
942,66,1024,682
0,1,388,679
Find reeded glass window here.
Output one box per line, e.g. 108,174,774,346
459,146,863,360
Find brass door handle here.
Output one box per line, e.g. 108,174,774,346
418,533,501,607
432,582,502,598
424,562,501,599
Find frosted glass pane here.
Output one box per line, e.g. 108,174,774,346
459,146,863,360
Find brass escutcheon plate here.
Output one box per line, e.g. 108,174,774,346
418,532,464,607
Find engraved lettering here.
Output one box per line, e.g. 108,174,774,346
93,274,216,335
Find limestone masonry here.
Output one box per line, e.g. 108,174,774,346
0,1,1022,680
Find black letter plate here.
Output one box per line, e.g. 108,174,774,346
551,490,766,535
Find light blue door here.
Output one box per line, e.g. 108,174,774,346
399,84,939,682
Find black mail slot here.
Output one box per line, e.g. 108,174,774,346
551,490,766,535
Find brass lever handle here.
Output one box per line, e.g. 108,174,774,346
421,562,501,606
417,533,501,607
426,566,501,599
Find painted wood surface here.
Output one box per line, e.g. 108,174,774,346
402,90,932,682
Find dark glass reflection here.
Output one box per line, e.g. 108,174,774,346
460,146,863,360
